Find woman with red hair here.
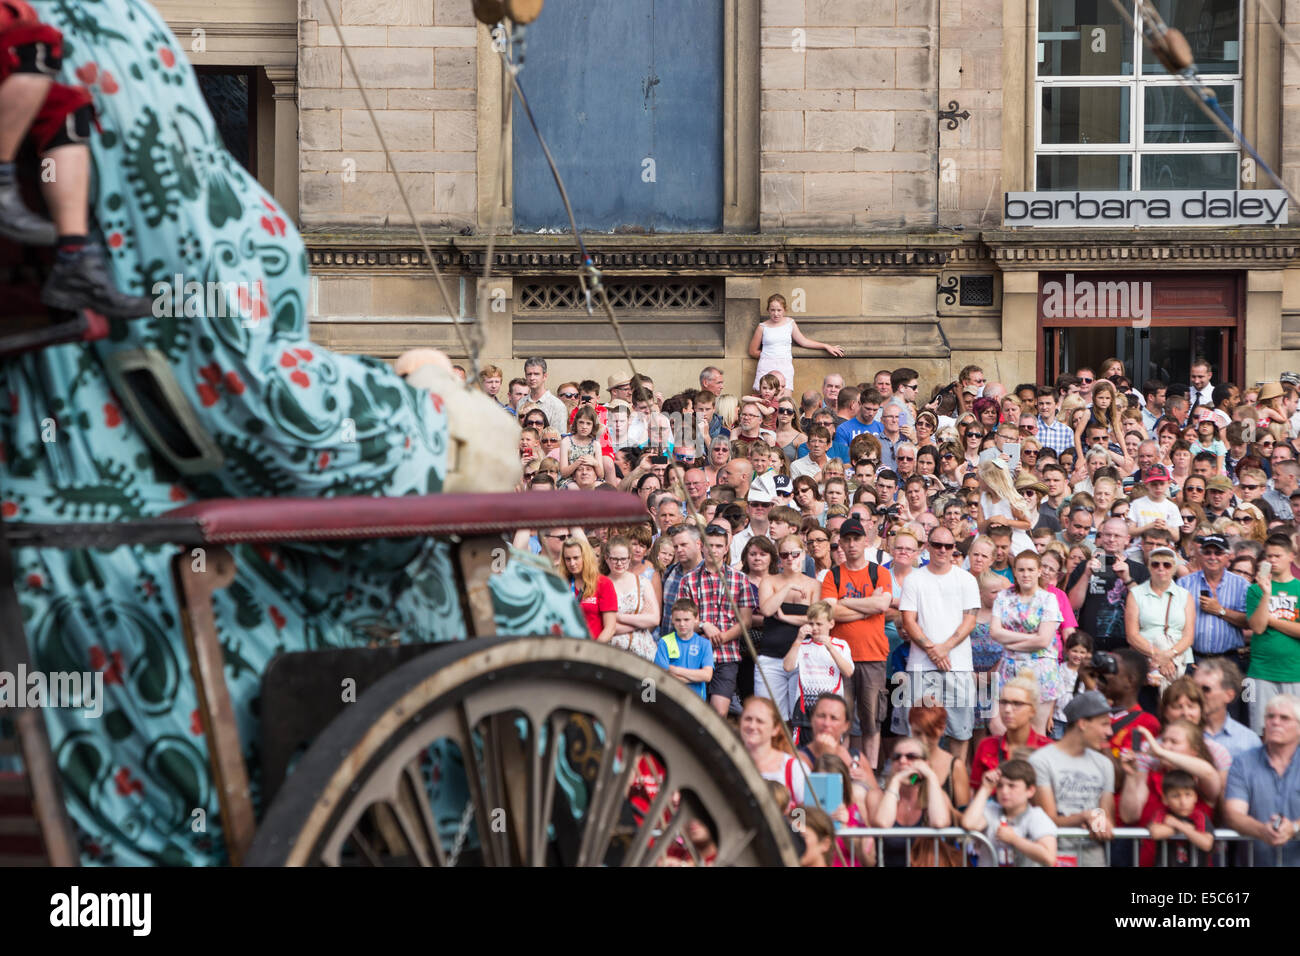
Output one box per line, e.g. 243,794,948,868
972,396,1001,432
906,704,970,808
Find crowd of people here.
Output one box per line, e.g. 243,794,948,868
478,293,1300,867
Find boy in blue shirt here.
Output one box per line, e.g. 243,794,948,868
654,598,715,700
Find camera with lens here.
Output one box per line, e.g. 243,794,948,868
875,504,900,518
1090,651,1119,675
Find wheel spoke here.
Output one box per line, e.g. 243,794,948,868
386,765,442,867
713,826,758,868
526,712,563,867
622,769,673,868
455,700,499,866
574,694,631,867
643,802,691,868
347,824,382,866
477,713,516,865
400,760,447,866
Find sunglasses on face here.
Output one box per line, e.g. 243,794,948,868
1023,449,1038,457
1150,560,1175,569
1240,484,1261,491
1234,514,1257,522
897,455,915,461
941,453,955,460
894,751,924,761
779,550,803,559
559,392,578,400
1078,377,1094,384
541,437,560,445
808,537,828,545
928,541,955,550
778,407,795,415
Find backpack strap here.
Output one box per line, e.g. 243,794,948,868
832,565,841,592
1111,709,1144,737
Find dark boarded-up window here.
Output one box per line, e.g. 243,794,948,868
511,0,723,233
197,69,254,172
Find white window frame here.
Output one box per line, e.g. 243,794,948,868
1033,2,1241,190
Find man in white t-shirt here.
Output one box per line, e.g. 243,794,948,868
1127,465,1182,538
899,526,980,762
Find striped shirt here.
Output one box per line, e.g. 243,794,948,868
1036,416,1075,455
1181,569,1249,654
678,563,756,664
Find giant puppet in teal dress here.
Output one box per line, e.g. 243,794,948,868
0,0,586,865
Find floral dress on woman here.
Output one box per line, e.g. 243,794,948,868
611,574,658,660
992,588,1064,701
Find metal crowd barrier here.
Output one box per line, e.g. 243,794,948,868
834,826,1294,867
832,827,997,867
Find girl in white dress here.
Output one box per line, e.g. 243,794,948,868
748,293,844,392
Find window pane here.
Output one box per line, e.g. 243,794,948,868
1143,85,1233,144
1141,0,1240,75
198,72,251,171
1041,87,1131,144
1139,152,1238,189
1037,154,1133,190
1038,0,1135,76
512,0,723,232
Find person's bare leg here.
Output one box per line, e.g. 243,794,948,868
38,141,152,319
710,694,729,718
0,73,58,244
0,73,52,160
38,143,89,235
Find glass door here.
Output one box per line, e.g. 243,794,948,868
1044,325,1231,387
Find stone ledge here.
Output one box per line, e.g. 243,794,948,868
982,227,1300,268
304,231,961,275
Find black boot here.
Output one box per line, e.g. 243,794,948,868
0,178,57,246
41,245,155,319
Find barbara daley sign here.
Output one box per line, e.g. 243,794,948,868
1004,190,1289,227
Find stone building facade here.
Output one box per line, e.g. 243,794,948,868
169,0,1300,395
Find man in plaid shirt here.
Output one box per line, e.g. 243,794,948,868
1035,386,1075,455
679,523,755,717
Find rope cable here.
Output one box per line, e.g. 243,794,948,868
495,29,841,857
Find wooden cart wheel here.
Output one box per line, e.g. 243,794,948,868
246,636,797,866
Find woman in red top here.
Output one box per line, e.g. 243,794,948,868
1119,722,1220,866
970,673,1052,791
563,537,617,642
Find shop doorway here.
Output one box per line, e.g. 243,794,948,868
1037,272,1242,388
1042,325,1232,386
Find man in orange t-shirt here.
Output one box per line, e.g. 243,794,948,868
821,517,893,767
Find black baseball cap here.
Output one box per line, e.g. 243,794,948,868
1196,533,1229,552
839,517,867,537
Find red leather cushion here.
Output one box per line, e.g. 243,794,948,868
162,491,648,544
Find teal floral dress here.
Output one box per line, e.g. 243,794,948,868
991,588,1064,701
1,0,585,866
